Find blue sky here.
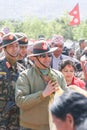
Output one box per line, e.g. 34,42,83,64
0,0,87,20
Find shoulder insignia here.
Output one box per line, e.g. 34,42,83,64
0,72,6,75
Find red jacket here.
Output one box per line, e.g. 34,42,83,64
71,76,85,89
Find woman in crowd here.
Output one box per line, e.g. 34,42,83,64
49,89,87,130
59,60,85,89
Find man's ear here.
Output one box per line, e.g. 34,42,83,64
66,113,74,128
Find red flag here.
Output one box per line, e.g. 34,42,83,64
69,3,80,26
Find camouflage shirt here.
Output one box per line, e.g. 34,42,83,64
0,58,24,130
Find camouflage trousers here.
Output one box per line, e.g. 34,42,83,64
0,107,20,130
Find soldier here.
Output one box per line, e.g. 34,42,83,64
0,33,23,130
15,32,34,69
15,40,67,130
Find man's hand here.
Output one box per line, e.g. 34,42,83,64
42,80,59,97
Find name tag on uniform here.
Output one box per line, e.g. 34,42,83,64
0,72,6,75
0,72,6,78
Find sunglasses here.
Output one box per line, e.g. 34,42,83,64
39,53,52,58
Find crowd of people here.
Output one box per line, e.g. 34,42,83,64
0,31,87,130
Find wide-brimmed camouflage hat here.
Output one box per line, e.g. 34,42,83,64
2,33,19,48
28,40,57,57
15,32,28,46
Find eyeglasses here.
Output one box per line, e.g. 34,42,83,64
39,53,52,58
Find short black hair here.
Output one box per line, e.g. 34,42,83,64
49,89,87,126
75,118,87,130
38,34,45,40
79,39,85,45
59,60,76,71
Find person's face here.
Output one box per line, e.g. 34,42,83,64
52,43,63,57
80,42,87,49
19,46,27,59
34,53,52,69
61,65,74,83
52,114,74,130
69,50,75,58
4,42,19,59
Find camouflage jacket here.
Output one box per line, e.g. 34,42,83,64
0,58,23,102
0,58,25,129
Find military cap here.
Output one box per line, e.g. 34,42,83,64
28,40,57,57
2,33,19,48
15,32,28,46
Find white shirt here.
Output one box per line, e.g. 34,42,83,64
52,54,75,70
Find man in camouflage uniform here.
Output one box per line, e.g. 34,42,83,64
0,33,24,130
15,32,34,69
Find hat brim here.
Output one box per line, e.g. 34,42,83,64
1,36,24,48
17,35,28,46
28,47,57,57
